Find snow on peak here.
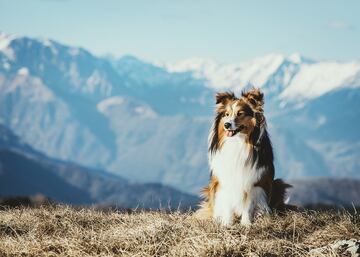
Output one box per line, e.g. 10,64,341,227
287,52,302,64
159,54,286,90
41,38,52,47
18,67,29,76
280,61,360,100
97,96,125,113
0,32,17,60
134,106,157,118
0,32,14,50
38,37,58,55
1,33,60,58
156,53,360,101
232,53,285,89
68,47,80,56
85,70,112,97
97,96,157,118
3,62,10,70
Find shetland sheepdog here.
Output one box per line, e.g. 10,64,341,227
196,88,291,226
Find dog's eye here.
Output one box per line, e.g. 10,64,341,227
249,98,257,106
237,111,244,116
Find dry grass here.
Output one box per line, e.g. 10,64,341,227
0,206,359,256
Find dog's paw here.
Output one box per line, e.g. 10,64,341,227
240,215,252,226
215,215,233,226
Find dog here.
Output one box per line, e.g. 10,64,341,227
196,88,291,226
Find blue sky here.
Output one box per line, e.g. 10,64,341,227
0,0,359,63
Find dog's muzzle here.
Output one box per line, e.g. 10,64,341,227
224,125,245,137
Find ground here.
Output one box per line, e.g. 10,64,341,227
0,206,359,256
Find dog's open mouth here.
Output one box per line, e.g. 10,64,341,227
225,130,237,137
225,125,245,137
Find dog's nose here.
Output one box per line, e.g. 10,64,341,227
224,122,231,129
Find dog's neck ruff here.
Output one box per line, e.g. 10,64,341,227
210,134,259,178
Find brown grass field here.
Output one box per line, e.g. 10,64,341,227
0,206,359,256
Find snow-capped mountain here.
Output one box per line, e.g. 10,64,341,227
159,54,288,90
159,53,360,105
1,32,359,195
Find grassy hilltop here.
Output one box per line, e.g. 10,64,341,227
0,206,359,256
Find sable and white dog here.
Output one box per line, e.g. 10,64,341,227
196,88,291,226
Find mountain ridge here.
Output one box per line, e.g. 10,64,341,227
0,124,199,209
158,53,360,104
1,33,359,195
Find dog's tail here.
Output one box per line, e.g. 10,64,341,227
270,179,297,212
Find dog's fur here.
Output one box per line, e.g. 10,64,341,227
196,88,291,225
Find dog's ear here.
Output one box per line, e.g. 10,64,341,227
241,88,264,112
215,92,236,105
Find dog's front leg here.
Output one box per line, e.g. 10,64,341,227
240,193,255,226
213,190,233,226
241,187,270,225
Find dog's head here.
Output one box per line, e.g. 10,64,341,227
241,87,266,128
214,88,265,139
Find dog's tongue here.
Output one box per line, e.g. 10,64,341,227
225,130,234,137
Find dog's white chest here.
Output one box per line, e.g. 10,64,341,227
210,136,265,224
211,136,258,191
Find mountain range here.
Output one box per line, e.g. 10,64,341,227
0,32,359,199
0,124,198,209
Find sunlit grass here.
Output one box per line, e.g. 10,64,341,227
0,206,359,256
